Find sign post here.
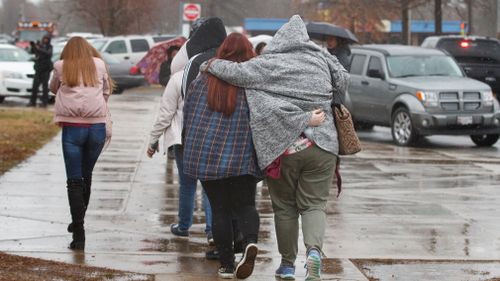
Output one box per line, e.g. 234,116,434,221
183,3,201,22
180,3,202,38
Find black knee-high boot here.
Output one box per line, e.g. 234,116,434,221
67,176,91,233
83,175,92,207
67,179,86,250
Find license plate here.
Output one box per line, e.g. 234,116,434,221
457,116,473,125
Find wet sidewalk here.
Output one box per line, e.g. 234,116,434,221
1,87,500,280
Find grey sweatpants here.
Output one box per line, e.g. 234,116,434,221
267,145,337,265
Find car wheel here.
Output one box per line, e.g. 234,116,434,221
470,134,499,147
391,107,418,146
0,96,4,103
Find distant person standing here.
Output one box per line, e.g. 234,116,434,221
28,35,53,107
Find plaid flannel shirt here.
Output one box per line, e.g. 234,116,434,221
182,74,262,181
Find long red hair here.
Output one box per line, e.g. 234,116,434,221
207,33,256,116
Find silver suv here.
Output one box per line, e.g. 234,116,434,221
345,45,500,146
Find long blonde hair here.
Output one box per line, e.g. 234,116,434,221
60,37,114,91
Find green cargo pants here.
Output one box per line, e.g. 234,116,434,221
267,145,337,265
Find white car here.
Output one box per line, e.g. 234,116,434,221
90,35,155,66
0,44,34,103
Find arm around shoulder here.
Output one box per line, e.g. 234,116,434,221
202,58,266,88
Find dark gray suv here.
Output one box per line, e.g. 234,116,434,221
345,44,500,146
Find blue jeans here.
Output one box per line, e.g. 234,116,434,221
62,124,106,180
174,145,212,234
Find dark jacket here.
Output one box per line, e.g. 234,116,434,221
159,59,172,87
31,36,53,72
186,17,226,59
182,17,226,97
328,44,351,71
182,48,217,97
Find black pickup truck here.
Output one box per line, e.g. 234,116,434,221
422,35,500,99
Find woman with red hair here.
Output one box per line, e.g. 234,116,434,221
182,33,261,279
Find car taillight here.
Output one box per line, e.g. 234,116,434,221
460,40,470,48
129,66,140,75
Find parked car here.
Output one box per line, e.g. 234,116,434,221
0,44,34,103
422,35,500,100
90,35,155,65
102,52,145,94
51,46,144,95
346,44,500,146
52,33,104,46
0,34,14,44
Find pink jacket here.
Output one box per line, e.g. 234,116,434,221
50,57,110,124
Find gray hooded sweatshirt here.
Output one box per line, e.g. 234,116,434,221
202,15,349,169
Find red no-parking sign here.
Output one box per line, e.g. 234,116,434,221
183,3,201,22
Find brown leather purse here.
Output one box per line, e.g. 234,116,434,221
333,104,362,155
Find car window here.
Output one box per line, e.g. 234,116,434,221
366,56,384,76
130,39,149,52
0,47,32,62
387,55,463,78
105,40,127,54
90,39,108,51
349,54,366,75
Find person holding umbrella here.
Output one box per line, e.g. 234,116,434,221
326,36,351,71
306,21,358,71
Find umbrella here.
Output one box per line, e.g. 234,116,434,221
306,22,358,44
136,36,187,84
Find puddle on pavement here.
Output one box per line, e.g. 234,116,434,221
352,259,500,281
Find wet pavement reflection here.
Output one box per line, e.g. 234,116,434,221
0,87,499,280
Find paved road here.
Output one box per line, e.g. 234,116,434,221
1,87,499,280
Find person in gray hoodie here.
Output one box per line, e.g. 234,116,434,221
202,15,349,280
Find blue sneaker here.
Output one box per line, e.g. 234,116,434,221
305,248,321,281
170,223,189,237
275,264,295,280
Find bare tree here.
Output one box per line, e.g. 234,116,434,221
446,0,491,35
290,0,400,43
1,0,39,35
435,0,442,34
60,0,166,36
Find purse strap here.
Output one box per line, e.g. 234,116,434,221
335,157,342,197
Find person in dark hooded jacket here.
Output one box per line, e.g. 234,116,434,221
181,17,227,97
28,35,53,107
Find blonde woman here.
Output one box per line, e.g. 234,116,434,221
50,37,113,250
